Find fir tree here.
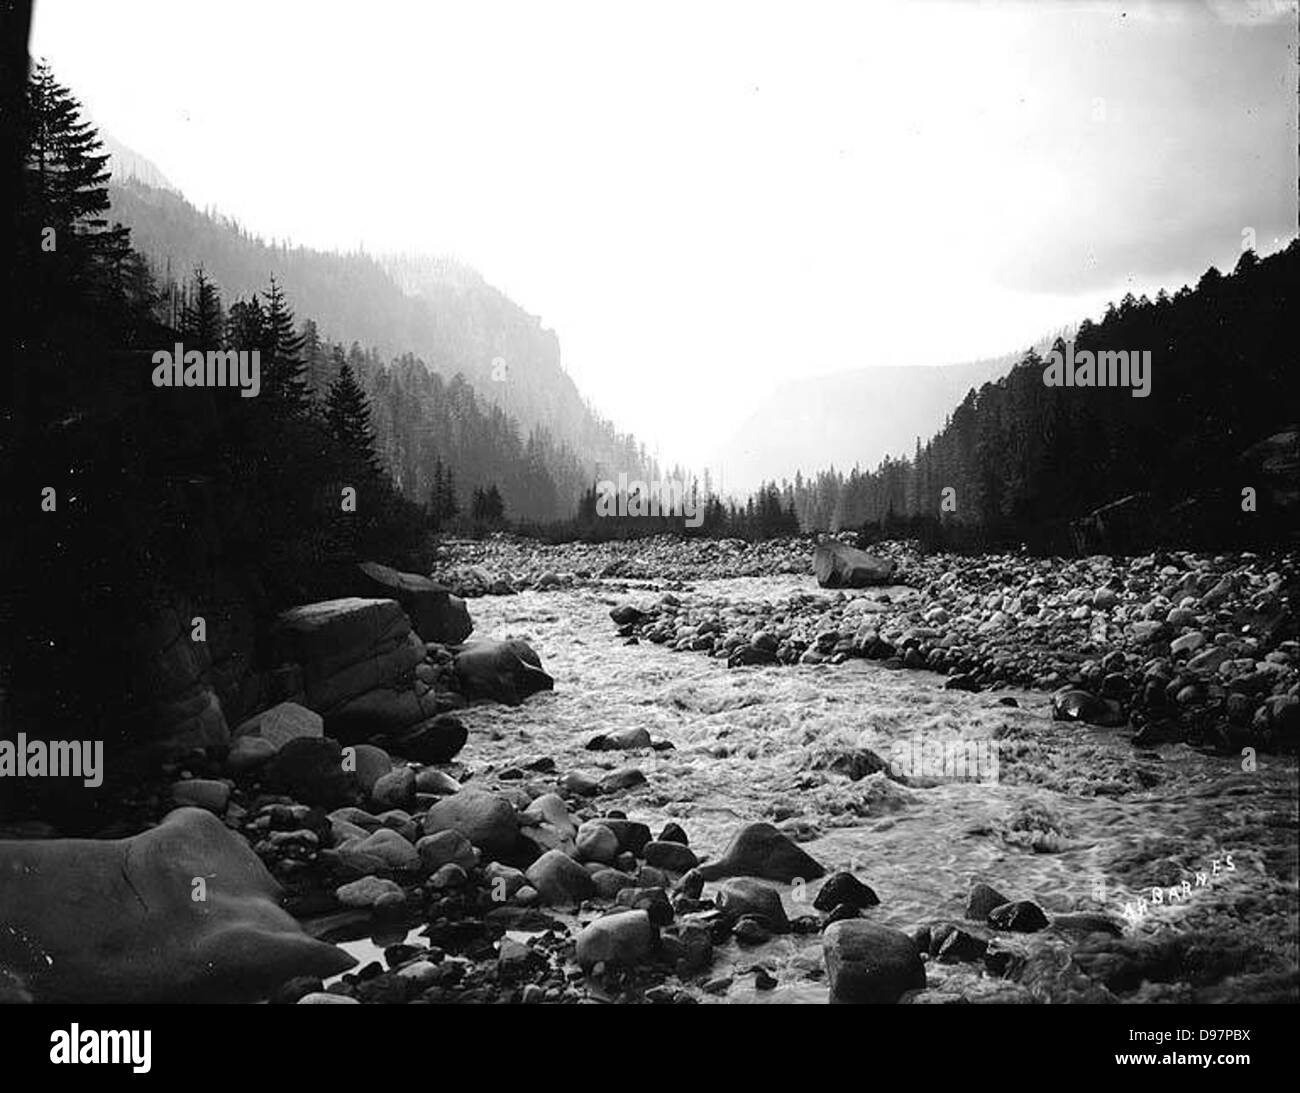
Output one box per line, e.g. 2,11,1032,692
180,267,223,350
261,276,309,414
326,362,381,479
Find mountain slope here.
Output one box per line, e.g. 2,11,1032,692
711,348,1060,491
105,171,654,496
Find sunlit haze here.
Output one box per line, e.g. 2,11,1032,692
31,0,1298,473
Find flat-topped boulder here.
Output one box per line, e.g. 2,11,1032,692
812,540,897,588
272,598,411,669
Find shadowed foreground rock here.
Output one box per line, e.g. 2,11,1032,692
454,639,554,705
0,807,355,1002
823,920,926,1003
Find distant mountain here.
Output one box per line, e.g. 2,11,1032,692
710,346,1064,493
105,163,654,507
101,131,178,193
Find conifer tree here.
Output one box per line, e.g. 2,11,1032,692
19,60,130,328
261,276,309,414
180,267,223,350
326,362,381,479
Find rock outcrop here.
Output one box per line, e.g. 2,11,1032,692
0,807,356,1002
270,598,453,746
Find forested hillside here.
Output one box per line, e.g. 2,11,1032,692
775,247,1299,550
107,172,655,515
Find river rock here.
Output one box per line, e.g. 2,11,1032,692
374,713,467,764
525,849,597,908
355,828,420,871
262,737,358,807
335,876,405,909
614,885,674,926
232,701,323,751
812,540,897,589
813,871,880,912
416,830,479,873
0,807,355,1002
597,819,653,856
642,839,699,873
575,909,654,969
350,743,393,795
966,882,1010,920
1051,688,1124,727
598,767,647,793
227,734,278,773
423,790,519,860
823,920,926,1003
591,868,638,898
559,770,600,797
453,640,554,706
575,821,620,865
484,861,528,900
716,877,790,932
370,766,417,811
694,821,826,882
988,899,1049,932
519,793,579,838
355,561,473,644
587,725,653,750
415,768,462,795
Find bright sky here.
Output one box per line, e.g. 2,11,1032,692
31,0,1299,470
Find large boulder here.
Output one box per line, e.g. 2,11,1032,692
356,562,473,644
304,632,426,712
822,920,926,1004
322,685,444,744
812,541,897,589
692,821,826,883
453,640,554,706
272,598,411,672
0,808,356,1002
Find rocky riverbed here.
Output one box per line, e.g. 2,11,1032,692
3,538,1295,1004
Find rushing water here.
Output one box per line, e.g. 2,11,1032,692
357,576,1299,1002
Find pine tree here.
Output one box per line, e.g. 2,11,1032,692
261,276,309,414
226,295,266,350
301,318,326,398
180,267,224,350
326,362,381,479
19,60,130,328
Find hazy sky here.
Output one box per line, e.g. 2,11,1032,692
31,0,1298,471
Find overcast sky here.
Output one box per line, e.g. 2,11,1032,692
31,0,1298,470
